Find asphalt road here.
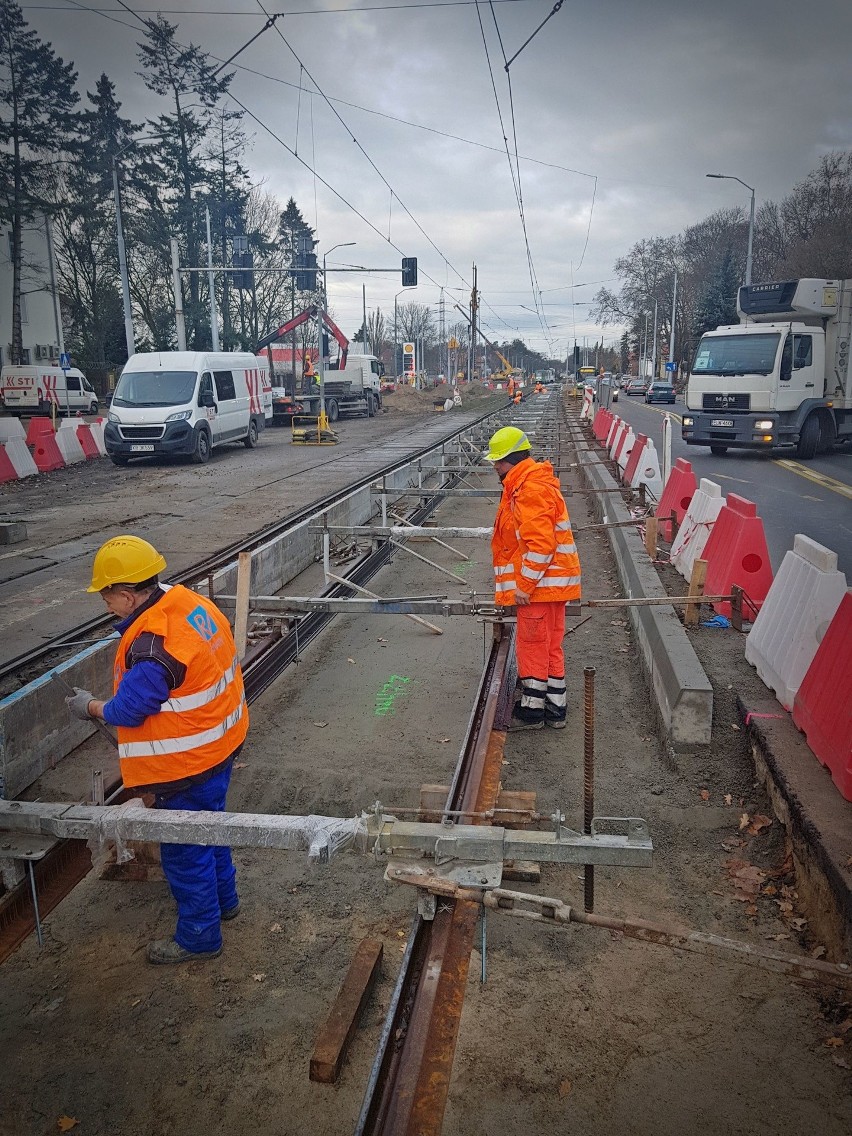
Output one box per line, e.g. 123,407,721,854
609,390,852,578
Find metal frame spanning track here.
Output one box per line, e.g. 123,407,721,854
0,410,501,689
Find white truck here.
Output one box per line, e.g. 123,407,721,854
682,278,852,458
0,365,99,416
270,354,383,423
104,351,271,465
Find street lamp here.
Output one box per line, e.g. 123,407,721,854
706,173,755,286
393,286,414,381
112,135,164,360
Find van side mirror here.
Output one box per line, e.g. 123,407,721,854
201,390,216,409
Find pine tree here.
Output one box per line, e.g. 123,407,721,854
691,247,740,341
0,0,78,363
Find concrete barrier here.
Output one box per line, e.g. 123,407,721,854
671,478,724,581
578,430,713,749
745,535,847,710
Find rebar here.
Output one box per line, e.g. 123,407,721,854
583,665,596,913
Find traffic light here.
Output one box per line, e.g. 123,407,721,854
401,257,417,287
234,251,254,290
295,251,317,292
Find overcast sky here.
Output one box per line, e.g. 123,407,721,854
23,0,852,355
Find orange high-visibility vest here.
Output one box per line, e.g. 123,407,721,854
113,585,248,788
491,457,581,607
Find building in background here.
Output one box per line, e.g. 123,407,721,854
0,219,60,366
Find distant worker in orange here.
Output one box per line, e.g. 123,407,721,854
513,390,522,405
507,375,516,398
304,354,317,381
485,428,581,730
534,381,544,394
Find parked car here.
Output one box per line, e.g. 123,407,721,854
625,378,647,396
645,382,676,404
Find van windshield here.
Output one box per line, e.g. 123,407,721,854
692,332,780,377
113,370,197,407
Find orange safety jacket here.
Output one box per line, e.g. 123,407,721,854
113,584,249,788
491,457,581,606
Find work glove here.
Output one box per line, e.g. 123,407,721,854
65,687,95,720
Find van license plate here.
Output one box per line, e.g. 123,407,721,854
130,444,155,452
711,419,734,427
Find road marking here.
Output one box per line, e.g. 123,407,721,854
715,474,750,485
773,459,852,500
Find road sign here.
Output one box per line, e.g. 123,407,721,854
447,337,459,350
59,352,71,371
665,362,677,372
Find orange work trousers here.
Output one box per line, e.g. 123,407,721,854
514,601,566,724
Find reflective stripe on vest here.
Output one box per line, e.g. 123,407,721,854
496,578,516,592
119,700,246,760
163,659,238,713
536,575,582,589
525,551,553,565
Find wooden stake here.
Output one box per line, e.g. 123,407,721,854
684,558,707,626
730,585,744,632
644,516,658,560
310,938,383,1084
234,550,252,658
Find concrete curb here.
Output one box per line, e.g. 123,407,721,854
574,425,713,750
739,696,852,957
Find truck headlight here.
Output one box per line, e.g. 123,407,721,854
107,411,120,423
165,409,192,422
682,416,694,427
754,420,774,430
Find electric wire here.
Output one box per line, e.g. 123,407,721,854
25,0,536,12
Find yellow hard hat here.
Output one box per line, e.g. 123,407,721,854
87,535,167,592
484,426,531,462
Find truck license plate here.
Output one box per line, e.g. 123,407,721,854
711,419,734,427
130,444,155,452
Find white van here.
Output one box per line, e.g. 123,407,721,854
0,365,99,416
104,351,272,466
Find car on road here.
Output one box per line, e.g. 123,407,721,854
645,382,676,404
625,378,647,396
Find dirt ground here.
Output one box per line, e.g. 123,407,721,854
0,397,850,1136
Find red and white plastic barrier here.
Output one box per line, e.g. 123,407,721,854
75,422,101,460
702,493,774,618
605,416,622,451
745,535,847,710
3,438,39,479
793,592,852,802
579,387,594,420
25,418,64,472
87,418,107,456
609,419,628,457
626,437,663,500
655,458,697,542
0,418,26,444
670,478,724,581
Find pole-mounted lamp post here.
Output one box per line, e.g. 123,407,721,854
706,173,755,286
318,242,356,430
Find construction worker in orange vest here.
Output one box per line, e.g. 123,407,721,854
507,376,516,398
65,536,248,964
485,427,581,730
534,380,544,394
513,390,522,405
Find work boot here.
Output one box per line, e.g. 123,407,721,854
506,717,544,732
221,902,241,922
545,716,567,730
146,938,222,965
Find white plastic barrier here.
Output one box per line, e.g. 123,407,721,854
55,421,86,464
0,418,26,443
615,428,635,473
745,534,847,710
605,416,622,451
609,420,628,457
88,418,107,455
670,478,724,581
580,387,594,420
628,437,663,501
2,438,39,478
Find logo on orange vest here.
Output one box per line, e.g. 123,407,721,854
187,605,218,641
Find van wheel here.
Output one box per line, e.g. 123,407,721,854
89,402,98,415
796,414,820,459
110,454,129,467
709,444,728,456
243,419,259,448
192,428,211,464
325,399,339,423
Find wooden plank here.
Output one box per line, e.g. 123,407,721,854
684,558,707,626
418,785,537,827
644,516,658,560
234,550,252,658
310,938,383,1084
502,861,541,883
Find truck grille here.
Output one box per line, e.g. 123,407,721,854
119,426,165,440
702,393,749,411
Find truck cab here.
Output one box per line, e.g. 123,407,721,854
682,279,851,458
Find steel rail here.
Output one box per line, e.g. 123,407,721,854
0,409,503,688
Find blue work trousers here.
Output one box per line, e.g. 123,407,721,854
155,762,238,954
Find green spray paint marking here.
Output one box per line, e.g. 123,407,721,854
452,559,477,579
375,675,411,717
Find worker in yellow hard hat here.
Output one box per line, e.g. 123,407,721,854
484,428,581,731
66,535,249,964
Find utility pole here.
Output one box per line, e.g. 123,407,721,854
205,206,220,351
44,214,69,417
651,298,659,381
362,283,368,356
669,271,678,367
170,238,187,351
469,263,478,382
112,156,135,360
